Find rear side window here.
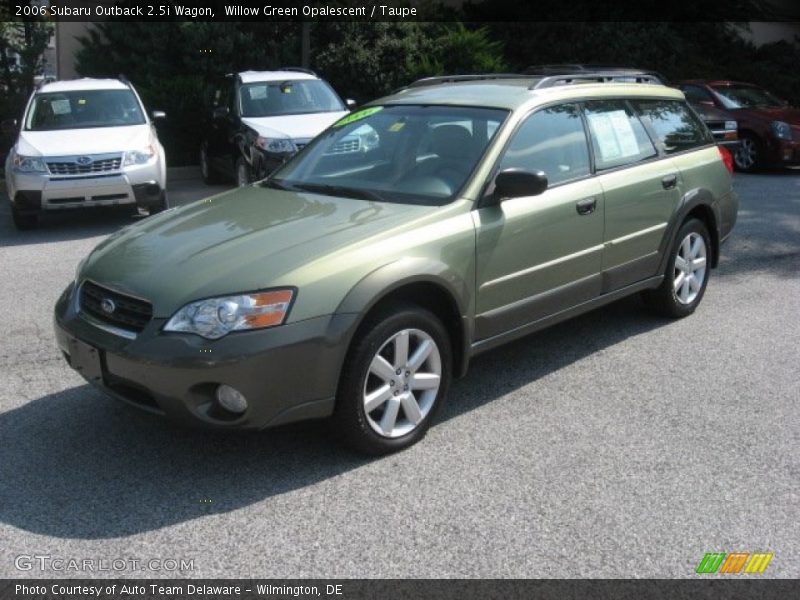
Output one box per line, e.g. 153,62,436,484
634,99,711,154
498,103,590,186
583,100,657,170
681,85,715,105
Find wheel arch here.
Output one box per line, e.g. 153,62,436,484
658,188,720,272
336,260,472,378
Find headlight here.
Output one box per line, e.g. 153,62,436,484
724,120,737,131
12,153,46,173
123,145,156,166
255,136,295,154
164,289,294,339
771,121,792,140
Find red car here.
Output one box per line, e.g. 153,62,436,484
677,80,800,172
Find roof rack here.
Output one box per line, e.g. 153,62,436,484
34,76,57,90
405,74,526,89
531,71,664,89
278,67,317,76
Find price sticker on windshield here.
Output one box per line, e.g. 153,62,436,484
333,106,383,128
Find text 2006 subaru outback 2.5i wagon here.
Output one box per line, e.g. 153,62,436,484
55,71,738,454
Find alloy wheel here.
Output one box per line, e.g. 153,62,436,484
735,137,757,170
362,328,441,438
673,232,707,305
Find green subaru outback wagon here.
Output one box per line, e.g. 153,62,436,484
55,71,738,454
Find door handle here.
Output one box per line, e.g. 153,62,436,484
662,174,678,190
576,197,597,215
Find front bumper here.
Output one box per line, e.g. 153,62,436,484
54,282,358,429
8,161,165,214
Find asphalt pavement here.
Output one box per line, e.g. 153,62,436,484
0,168,798,578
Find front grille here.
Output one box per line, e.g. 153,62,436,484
80,281,152,333
329,138,361,154
47,154,122,176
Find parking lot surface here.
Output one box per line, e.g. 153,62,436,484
0,170,798,578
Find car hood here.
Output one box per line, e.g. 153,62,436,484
241,112,347,141
81,186,437,317
732,106,800,125
16,124,152,157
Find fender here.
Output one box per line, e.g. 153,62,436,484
335,257,474,377
656,187,720,274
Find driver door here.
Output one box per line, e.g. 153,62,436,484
474,103,604,340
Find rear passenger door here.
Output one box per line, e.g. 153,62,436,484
474,103,604,340
583,99,682,291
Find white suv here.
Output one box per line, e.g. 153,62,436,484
4,78,167,229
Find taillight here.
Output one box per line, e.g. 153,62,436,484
718,145,734,175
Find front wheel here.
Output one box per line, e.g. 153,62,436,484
643,218,711,318
333,304,452,455
11,205,38,230
734,134,762,172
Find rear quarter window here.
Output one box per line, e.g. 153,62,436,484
633,99,711,154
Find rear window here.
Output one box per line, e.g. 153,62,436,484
633,99,711,154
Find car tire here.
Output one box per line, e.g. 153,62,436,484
734,133,762,172
200,145,221,184
643,218,711,318
333,304,452,455
11,205,38,230
235,157,251,187
147,191,169,215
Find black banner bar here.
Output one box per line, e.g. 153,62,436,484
3,0,800,23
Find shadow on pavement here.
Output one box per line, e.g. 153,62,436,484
0,295,668,540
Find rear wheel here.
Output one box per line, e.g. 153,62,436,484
643,218,711,318
333,304,452,455
11,205,38,230
734,133,762,172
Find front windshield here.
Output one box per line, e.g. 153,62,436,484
240,80,345,117
267,105,508,205
711,85,785,109
25,89,145,131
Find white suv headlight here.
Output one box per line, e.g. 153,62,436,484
123,145,157,166
164,289,294,339
12,153,47,173
255,136,295,154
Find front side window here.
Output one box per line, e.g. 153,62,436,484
634,99,711,154
497,103,590,186
240,80,345,117
269,105,507,205
711,85,784,109
583,100,657,170
25,89,145,131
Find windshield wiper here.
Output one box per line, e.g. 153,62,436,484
290,182,385,202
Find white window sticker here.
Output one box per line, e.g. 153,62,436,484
248,86,267,100
587,110,640,161
50,99,71,115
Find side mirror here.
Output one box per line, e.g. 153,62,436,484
1,118,18,134
493,169,548,201
345,98,357,109
151,110,166,120
212,106,230,119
